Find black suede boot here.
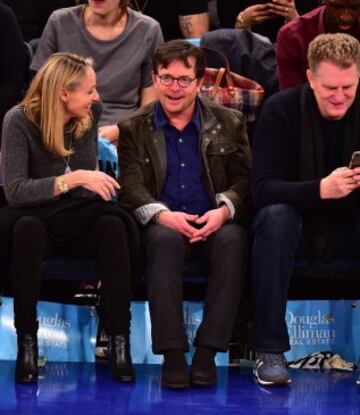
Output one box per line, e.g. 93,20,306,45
190,346,217,386
15,333,39,384
161,349,190,389
108,335,135,382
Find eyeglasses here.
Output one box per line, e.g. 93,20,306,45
157,74,197,88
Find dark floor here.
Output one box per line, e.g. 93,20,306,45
0,360,359,415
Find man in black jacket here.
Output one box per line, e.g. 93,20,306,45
118,40,251,389
251,33,360,386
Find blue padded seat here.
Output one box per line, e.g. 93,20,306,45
293,259,360,280
41,256,209,284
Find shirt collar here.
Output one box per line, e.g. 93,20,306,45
154,99,201,132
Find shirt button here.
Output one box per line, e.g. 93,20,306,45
181,185,186,189
220,148,225,153
212,129,216,135
179,138,183,143
216,123,221,129
145,158,150,163
181,162,186,167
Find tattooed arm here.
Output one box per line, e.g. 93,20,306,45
179,12,209,38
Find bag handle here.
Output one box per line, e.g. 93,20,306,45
212,67,226,98
201,46,235,97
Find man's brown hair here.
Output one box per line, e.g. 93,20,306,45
152,40,206,79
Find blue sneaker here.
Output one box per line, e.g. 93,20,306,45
253,353,291,386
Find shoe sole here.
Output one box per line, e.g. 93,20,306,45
112,375,135,383
190,373,217,387
161,381,190,390
253,368,291,386
191,380,216,387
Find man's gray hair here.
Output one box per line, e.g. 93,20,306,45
308,33,360,73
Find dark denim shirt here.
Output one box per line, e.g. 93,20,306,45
154,101,213,215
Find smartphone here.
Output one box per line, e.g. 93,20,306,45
349,151,360,168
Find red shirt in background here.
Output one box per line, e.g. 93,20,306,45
276,6,360,90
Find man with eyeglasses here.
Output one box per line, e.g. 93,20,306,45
118,40,251,389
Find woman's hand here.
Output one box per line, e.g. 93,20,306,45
235,4,274,28
66,170,120,201
98,124,120,146
268,0,299,22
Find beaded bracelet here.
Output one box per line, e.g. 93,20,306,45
153,210,167,224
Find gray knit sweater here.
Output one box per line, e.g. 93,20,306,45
0,102,101,207
31,6,163,125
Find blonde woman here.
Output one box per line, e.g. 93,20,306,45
31,0,163,144
0,52,138,384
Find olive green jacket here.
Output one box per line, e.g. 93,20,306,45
118,98,251,225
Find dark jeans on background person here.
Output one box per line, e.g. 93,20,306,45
251,203,360,353
143,223,248,354
11,214,131,336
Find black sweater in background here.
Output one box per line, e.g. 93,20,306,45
0,2,25,146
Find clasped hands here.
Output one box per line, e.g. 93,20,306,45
158,205,231,243
267,0,298,20
320,166,360,199
236,0,298,28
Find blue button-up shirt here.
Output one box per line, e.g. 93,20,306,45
154,101,213,216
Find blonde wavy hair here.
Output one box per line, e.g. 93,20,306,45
308,33,360,73
20,52,94,157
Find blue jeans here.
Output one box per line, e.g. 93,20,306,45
251,204,302,353
251,203,360,353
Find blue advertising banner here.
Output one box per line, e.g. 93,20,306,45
0,299,228,365
285,300,360,366
2,297,360,366
0,297,97,362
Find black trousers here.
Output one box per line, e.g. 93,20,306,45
11,213,131,336
143,223,248,354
